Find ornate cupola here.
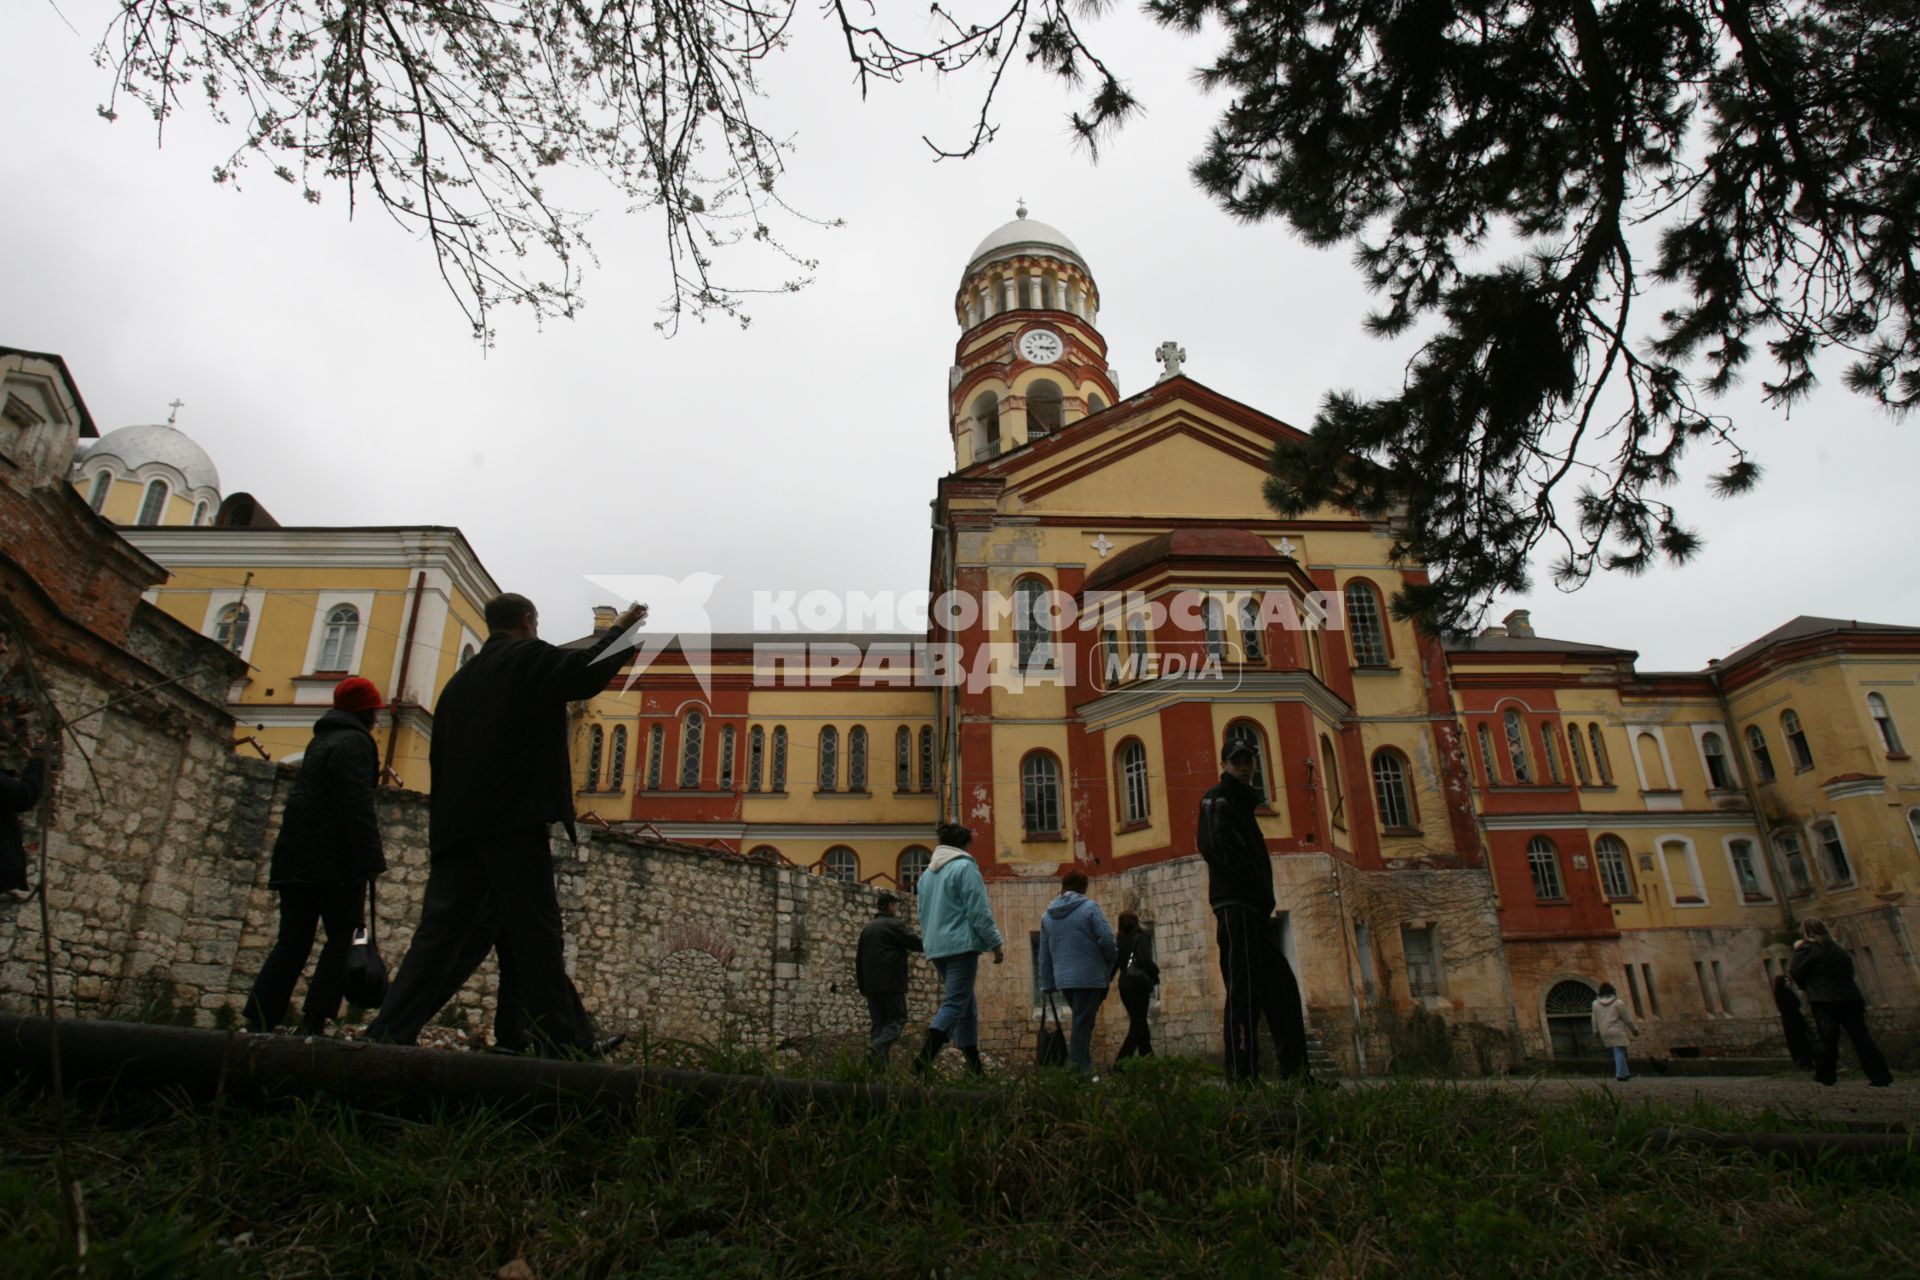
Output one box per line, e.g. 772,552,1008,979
949,204,1119,469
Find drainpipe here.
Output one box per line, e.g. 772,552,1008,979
383,571,429,785
1707,663,1798,929
932,503,958,823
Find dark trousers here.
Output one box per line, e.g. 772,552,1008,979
1115,982,1154,1061
1216,904,1308,1081
1064,987,1105,1072
242,882,365,1033
866,990,909,1063
365,828,593,1055
1811,999,1894,1086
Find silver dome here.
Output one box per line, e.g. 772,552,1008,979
964,211,1088,277
82,423,221,493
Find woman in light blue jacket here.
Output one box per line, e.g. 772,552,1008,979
914,822,1003,1075
1037,870,1117,1074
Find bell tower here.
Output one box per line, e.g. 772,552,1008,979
949,204,1118,469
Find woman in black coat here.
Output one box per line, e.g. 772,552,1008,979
1788,918,1893,1087
1112,911,1159,1066
241,679,388,1034
1771,974,1814,1069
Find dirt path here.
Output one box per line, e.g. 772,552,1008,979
1384,1074,1918,1128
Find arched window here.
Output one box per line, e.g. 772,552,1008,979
848,725,869,791
1660,837,1705,904
1539,724,1563,784
1526,836,1565,900
679,710,704,788
1476,723,1499,785
972,392,1002,458
1594,835,1635,899
1503,710,1533,783
609,725,628,790
1745,725,1775,782
1344,581,1388,666
1811,818,1853,884
818,726,839,791
213,602,250,655
1567,725,1592,785
771,726,788,791
1772,828,1813,893
136,478,169,526
1014,575,1053,668
1588,724,1614,784
1319,734,1346,830
1868,693,1904,754
822,846,859,883
1635,731,1668,789
86,471,112,511
918,725,935,792
317,605,359,671
719,724,736,790
898,846,932,891
1702,732,1735,789
1224,721,1270,800
1127,613,1150,672
1027,379,1064,434
1239,596,1265,662
585,726,604,791
1021,751,1062,836
896,726,913,792
1371,750,1415,830
748,725,765,792
1087,393,1107,414
193,500,210,526
1118,739,1150,825
646,724,665,790
459,643,475,667
1727,838,1767,899
1203,597,1227,661
1782,709,1813,771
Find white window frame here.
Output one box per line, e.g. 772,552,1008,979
1657,834,1709,908
1119,739,1150,825
87,469,114,511
1721,834,1774,903
1627,724,1677,791
199,588,263,664
1867,692,1904,754
302,590,376,675
1594,834,1635,899
1692,723,1740,790
1805,815,1856,887
136,477,170,526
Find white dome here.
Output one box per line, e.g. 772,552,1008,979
965,210,1088,277
83,423,221,493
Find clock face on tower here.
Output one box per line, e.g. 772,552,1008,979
1018,328,1064,365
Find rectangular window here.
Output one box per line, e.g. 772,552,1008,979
1401,925,1442,997
1624,966,1645,1018
1640,963,1659,1015
1728,839,1766,900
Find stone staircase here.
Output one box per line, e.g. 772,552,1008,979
1304,1030,1342,1079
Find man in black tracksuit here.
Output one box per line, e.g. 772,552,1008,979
855,891,923,1065
1198,742,1308,1082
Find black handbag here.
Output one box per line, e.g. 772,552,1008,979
1035,993,1068,1068
341,878,389,1010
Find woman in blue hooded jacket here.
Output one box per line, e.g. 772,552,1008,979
1037,870,1117,1074
914,822,1003,1075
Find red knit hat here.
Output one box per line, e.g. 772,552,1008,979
332,676,385,714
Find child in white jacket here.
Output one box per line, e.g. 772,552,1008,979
1590,982,1640,1081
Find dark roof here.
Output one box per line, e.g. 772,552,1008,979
1443,633,1636,658
1716,616,1920,669
1083,527,1281,592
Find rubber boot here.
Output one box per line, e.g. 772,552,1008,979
960,1044,984,1076
913,1027,949,1075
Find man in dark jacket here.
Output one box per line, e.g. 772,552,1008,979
242,677,388,1033
855,891,923,1065
1198,742,1308,1082
366,593,644,1056
1789,917,1893,1087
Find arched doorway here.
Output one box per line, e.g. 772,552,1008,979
1543,979,1603,1060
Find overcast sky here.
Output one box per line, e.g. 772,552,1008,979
8,3,1916,672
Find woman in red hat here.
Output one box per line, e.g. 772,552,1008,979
241,676,389,1034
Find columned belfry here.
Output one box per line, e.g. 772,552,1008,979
949,205,1119,468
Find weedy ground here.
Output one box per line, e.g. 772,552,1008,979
2,1051,1915,1279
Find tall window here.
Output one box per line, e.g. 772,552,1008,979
822,847,859,883
1567,725,1592,785
1503,710,1533,783
1588,724,1614,784
585,726,604,791
1702,732,1735,789
818,726,839,791
136,478,168,526
1662,838,1704,903
1203,597,1227,661
895,726,913,791
1127,613,1149,672
771,726,788,791
848,725,869,791
1239,596,1265,662
1869,693,1904,753
1119,739,1150,825
1526,836,1565,901
1728,838,1766,899
748,726,765,791
1027,379,1064,433
1320,735,1346,830
1401,926,1442,997
1371,750,1415,830
609,726,628,790
213,602,250,655
1224,721,1270,800
1595,835,1635,899
193,500,210,526
1539,724,1563,784
918,726,935,792
1746,725,1775,782
1782,710,1814,771
1014,576,1053,668
679,710,704,788
1344,581,1388,666
1811,819,1853,884
718,725,736,790
1772,828,1813,893
1907,806,1920,855
646,725,664,789
1476,723,1499,785
87,471,112,511
972,392,1001,458
1021,751,1062,835
898,846,931,891
317,605,359,671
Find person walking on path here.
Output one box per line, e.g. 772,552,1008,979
1771,974,1815,1069
1589,982,1639,1081
1790,918,1894,1087
1112,911,1158,1066
1036,870,1117,1076
1198,741,1309,1083
914,822,1002,1076
241,678,388,1034
856,891,923,1066
366,594,644,1057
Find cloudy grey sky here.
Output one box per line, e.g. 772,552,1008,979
8,3,1915,671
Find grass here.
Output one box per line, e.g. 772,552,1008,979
1,1053,1915,1279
